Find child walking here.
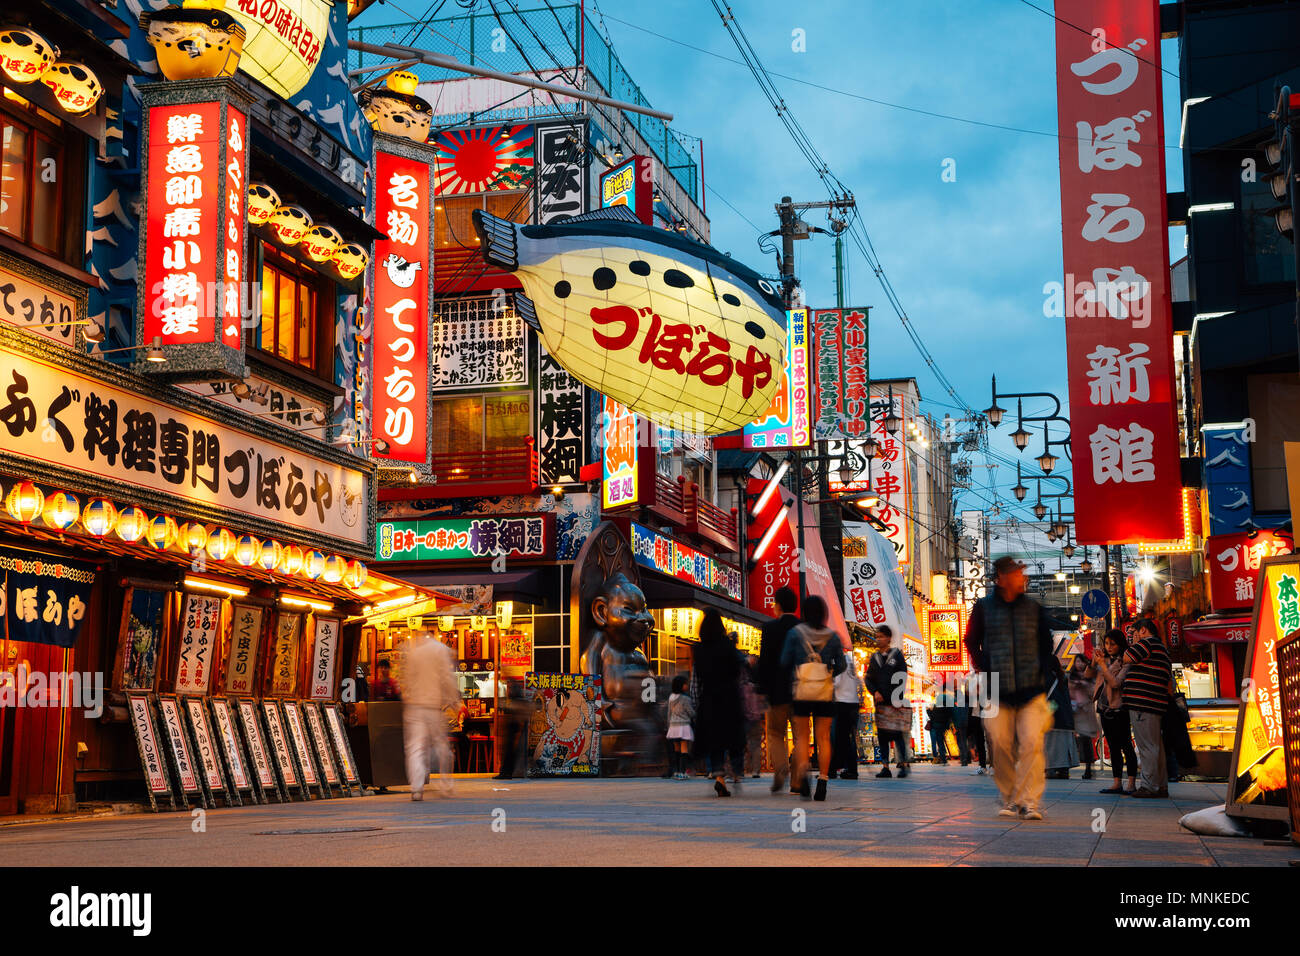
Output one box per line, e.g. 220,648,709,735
666,675,696,779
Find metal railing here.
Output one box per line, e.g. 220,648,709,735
426,438,537,495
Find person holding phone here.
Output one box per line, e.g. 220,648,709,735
1122,619,1173,798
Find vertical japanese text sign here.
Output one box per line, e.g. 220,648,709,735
139,80,252,380
1054,1,1181,542
534,121,587,224
867,385,910,566
372,137,433,464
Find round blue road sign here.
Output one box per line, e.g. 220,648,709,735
1080,589,1109,619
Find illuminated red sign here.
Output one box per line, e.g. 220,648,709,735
1207,530,1294,612
923,604,970,673
373,148,430,463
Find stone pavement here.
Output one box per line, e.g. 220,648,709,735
0,763,1296,866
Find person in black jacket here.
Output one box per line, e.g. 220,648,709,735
693,608,747,797
865,625,911,778
757,586,800,793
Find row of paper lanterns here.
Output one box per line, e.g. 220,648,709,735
3,481,366,589
0,28,103,115
248,183,369,282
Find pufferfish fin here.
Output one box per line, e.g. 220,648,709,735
549,206,642,226
514,293,541,333
472,209,518,271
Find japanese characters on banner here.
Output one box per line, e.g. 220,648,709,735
372,147,431,463
270,612,302,696
158,696,199,793
308,616,340,699
745,307,812,449
230,0,328,98
923,604,971,673
128,695,168,795
534,121,586,224
225,604,263,695
537,345,585,485
600,155,654,225
0,346,370,549
143,101,246,349
0,262,78,346
629,522,744,602
0,547,95,648
812,307,869,440
841,520,922,642
429,303,527,388
1054,1,1181,543
526,672,601,776
175,593,220,695
1207,531,1294,612
864,386,911,565
376,515,553,561
185,696,225,793
602,397,639,510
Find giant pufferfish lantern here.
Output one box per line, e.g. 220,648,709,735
140,0,246,81
472,205,787,435
359,71,433,143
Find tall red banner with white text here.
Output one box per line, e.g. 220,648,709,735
1055,0,1181,543
372,149,431,463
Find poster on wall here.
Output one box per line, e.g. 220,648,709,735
308,616,340,700
1226,555,1300,821
432,124,535,194
269,612,303,697
538,344,586,485
525,672,601,776
533,121,586,224
430,300,527,388
175,594,220,695
225,604,264,696
119,588,166,691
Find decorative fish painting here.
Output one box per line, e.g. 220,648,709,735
472,205,788,434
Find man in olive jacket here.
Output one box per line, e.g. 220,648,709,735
757,586,800,792
964,556,1055,820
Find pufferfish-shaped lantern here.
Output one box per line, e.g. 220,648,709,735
358,71,433,143
140,0,246,81
332,243,369,281
247,183,280,226
268,204,312,246
0,28,58,85
41,62,102,116
302,224,342,262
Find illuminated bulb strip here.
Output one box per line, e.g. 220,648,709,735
371,594,416,612
750,460,789,518
185,576,249,598
752,504,789,563
281,595,333,613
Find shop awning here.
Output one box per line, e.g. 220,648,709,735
389,568,551,605
639,573,768,628
1184,616,1253,644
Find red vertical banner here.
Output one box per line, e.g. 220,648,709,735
1055,1,1181,543
372,148,431,463
222,107,246,349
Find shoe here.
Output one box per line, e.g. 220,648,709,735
970,768,986,775
998,803,1020,818
814,778,827,801
752,774,760,779
798,776,812,800
411,791,424,802
875,767,893,779
714,779,731,798
897,765,909,778
1156,788,1170,798
840,773,858,780
1020,806,1043,820
1082,768,1093,780
1130,788,1161,798
770,772,787,794
1100,786,1125,794
492,774,513,780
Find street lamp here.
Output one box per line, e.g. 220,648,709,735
1033,500,1048,521
863,435,879,459
984,399,1005,427
1063,543,1076,558
1013,481,1028,501
1010,400,1032,450
1036,425,1059,473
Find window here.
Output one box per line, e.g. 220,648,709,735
256,243,329,374
434,191,528,249
1241,173,1295,287
1247,373,1300,513
0,89,84,263
431,392,531,454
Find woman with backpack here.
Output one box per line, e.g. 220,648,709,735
779,595,847,801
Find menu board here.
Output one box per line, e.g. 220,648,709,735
211,697,251,792
237,697,276,791
184,696,225,794
269,612,303,696
127,693,170,803
225,605,264,695
157,695,201,795
176,594,220,695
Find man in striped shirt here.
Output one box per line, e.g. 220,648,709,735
1122,618,1173,797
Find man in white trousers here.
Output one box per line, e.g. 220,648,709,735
402,631,463,799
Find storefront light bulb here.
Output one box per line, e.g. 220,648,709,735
496,600,513,628
206,527,235,561
279,545,304,575
146,514,179,551
114,506,150,543
303,550,325,580
322,553,347,584
41,491,80,530
5,480,45,524
235,534,261,567
182,521,209,554
82,498,118,537
344,560,368,589
259,539,283,571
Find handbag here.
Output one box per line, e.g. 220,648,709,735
793,634,834,702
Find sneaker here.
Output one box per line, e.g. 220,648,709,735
1020,806,1043,820
970,768,986,775
897,765,909,778
998,803,1020,818
875,767,893,779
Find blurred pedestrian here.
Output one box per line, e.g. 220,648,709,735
964,556,1055,821
1163,689,1197,783
830,645,863,779
781,595,847,801
402,632,463,800
1067,650,1101,780
694,609,746,797
966,673,990,776
1124,618,1174,798
666,674,695,779
758,586,800,793
1044,658,1077,779
1094,629,1138,794
952,696,972,767
740,655,765,778
372,658,400,701
927,705,951,764
866,625,910,778
493,678,527,780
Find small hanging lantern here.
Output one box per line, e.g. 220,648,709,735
146,514,179,551
41,61,103,116
268,204,312,246
279,544,304,576
82,498,119,537
302,224,342,262
303,550,326,580
181,521,209,555
5,481,45,524
258,539,283,572
358,70,433,142
205,527,235,561
114,506,150,543
0,28,57,84
332,243,369,281
439,615,455,633
246,183,280,225
471,615,487,631
495,600,514,629
321,553,347,584
235,534,261,567
140,0,246,82
344,560,367,589
41,491,80,530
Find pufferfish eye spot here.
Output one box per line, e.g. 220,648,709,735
554,280,572,299
744,321,766,340
663,269,694,289
593,267,617,291
722,293,741,307
628,260,651,276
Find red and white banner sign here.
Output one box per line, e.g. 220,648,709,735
373,149,431,463
1054,1,1181,543
1207,530,1293,611
144,102,246,348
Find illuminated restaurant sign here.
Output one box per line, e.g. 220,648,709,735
602,397,639,509
229,0,330,98
1206,530,1293,612
922,604,970,673
600,155,654,225
745,307,812,449
629,522,743,603
376,515,554,561
0,258,81,347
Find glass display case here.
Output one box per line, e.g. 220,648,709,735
1186,698,1240,780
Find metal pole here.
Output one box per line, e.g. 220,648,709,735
834,235,844,308
776,197,807,603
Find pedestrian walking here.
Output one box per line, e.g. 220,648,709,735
693,609,746,797
1162,689,1197,783
1067,651,1101,780
964,556,1056,821
401,631,463,800
952,698,972,767
740,655,765,778
1094,629,1138,794
1044,658,1077,779
866,625,911,778
372,657,400,700
666,675,695,779
758,585,801,793
781,595,847,801
927,705,952,764
493,678,528,780
1123,618,1175,797
829,645,864,779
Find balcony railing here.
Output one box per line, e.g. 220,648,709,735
382,439,537,501
684,483,739,553
649,472,687,524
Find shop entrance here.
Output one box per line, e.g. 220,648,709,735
0,698,17,815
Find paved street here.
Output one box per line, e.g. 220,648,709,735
2,764,1296,867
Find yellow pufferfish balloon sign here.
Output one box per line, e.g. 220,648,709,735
473,206,787,435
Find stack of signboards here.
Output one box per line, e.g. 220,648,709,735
126,693,362,811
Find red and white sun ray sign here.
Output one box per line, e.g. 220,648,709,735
372,147,431,463
1055,0,1182,544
